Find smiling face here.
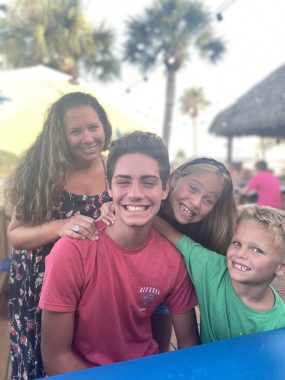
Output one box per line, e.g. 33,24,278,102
64,105,106,165
227,220,284,286
108,153,169,230
168,170,224,224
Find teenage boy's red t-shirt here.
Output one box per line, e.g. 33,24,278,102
40,222,197,367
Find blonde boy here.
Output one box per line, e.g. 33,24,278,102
154,205,285,343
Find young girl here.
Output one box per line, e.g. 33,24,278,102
6,92,113,379
101,157,237,350
158,158,237,254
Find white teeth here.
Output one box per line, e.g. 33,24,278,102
182,205,193,217
233,262,250,271
126,206,147,211
83,143,98,150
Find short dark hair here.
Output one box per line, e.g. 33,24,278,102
255,160,267,171
107,131,170,189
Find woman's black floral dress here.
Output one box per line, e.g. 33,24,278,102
9,190,111,380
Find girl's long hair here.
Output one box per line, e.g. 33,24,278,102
5,92,112,225
165,159,237,255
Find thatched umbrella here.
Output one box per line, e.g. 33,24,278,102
209,64,285,162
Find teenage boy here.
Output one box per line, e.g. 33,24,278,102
39,132,199,375
154,204,285,344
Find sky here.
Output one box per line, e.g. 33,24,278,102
85,0,285,163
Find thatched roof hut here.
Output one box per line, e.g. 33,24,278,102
209,64,285,162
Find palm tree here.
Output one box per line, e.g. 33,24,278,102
180,87,210,157
123,0,225,147
0,0,119,81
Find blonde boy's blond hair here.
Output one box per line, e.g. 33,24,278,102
237,205,285,258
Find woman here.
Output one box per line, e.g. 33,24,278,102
6,92,113,379
101,157,237,351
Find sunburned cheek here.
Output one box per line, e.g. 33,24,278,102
201,206,214,218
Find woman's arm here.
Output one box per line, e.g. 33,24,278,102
7,213,98,250
152,216,182,246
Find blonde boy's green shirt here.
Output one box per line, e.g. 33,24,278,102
176,235,285,344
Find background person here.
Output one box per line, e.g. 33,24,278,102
242,160,283,209
39,131,199,375
5,92,112,379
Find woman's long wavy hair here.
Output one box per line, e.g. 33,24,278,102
165,158,237,255
5,92,112,225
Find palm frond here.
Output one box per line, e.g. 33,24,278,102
0,0,120,81
196,32,226,63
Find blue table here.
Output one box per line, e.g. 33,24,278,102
46,328,285,380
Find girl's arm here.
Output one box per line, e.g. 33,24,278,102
152,216,182,246
7,213,98,250
100,201,115,225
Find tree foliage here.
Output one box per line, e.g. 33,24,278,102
123,0,225,146
180,87,210,119
180,86,210,156
0,0,120,81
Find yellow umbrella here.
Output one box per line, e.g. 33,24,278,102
0,65,146,156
